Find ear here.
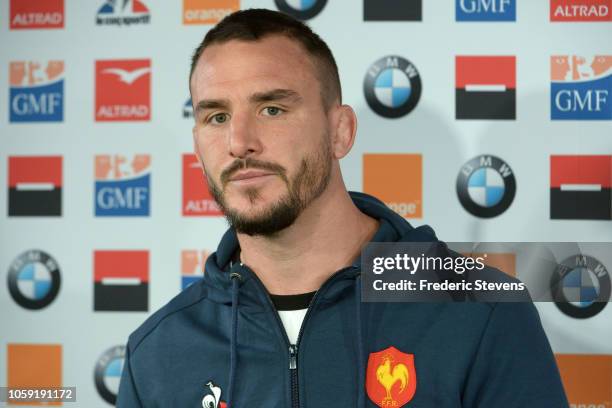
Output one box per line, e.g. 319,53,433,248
330,105,357,160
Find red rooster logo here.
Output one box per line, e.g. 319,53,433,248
366,347,417,407
376,355,410,401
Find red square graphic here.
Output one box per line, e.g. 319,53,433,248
182,154,222,216
95,59,151,122
10,0,64,29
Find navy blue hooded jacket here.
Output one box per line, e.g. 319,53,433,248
117,192,569,407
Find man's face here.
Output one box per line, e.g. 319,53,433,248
190,35,334,236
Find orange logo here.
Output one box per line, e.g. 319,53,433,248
8,344,62,406
363,154,422,219
366,347,416,407
556,354,612,407
183,0,239,25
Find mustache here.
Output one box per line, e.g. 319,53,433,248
220,158,288,186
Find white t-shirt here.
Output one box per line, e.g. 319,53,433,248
278,309,308,345
269,291,316,345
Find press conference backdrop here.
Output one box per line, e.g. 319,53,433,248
1,0,611,406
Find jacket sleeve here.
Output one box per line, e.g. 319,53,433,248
461,302,569,407
117,343,145,408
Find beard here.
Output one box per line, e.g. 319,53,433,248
205,135,332,237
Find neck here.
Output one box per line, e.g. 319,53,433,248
236,183,378,295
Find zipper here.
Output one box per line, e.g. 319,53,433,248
237,263,358,408
289,344,299,408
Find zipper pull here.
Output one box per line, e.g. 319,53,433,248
289,345,297,370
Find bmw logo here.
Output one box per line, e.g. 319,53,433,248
364,56,422,118
95,345,126,405
7,250,61,310
552,254,610,319
275,0,328,20
456,155,516,218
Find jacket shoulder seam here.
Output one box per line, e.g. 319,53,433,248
130,295,209,354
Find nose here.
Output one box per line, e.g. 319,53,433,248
228,111,262,159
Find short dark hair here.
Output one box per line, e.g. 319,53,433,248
189,8,342,108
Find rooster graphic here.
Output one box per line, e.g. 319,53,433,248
201,381,227,408
376,355,410,402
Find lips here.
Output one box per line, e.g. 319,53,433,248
229,170,275,182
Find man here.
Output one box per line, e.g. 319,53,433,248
117,9,568,407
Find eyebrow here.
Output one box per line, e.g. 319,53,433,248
194,88,302,117
194,99,229,116
249,89,302,104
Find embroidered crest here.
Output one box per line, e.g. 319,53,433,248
366,346,417,407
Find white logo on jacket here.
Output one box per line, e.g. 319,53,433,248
202,381,226,408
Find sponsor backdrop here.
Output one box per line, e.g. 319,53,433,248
1,0,611,406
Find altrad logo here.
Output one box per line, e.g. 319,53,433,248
95,59,151,121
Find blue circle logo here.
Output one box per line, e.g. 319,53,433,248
456,155,516,218
467,168,505,208
95,345,126,405
8,250,61,310
275,0,327,20
553,254,610,319
364,56,422,118
374,68,412,108
562,267,600,307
